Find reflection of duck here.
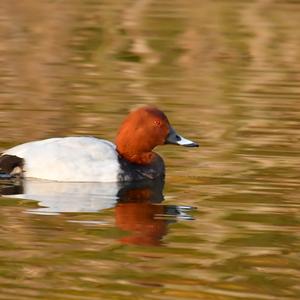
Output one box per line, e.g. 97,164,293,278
2,179,120,214
0,106,198,182
116,179,167,246
0,178,194,246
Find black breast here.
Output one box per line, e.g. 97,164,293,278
118,154,165,182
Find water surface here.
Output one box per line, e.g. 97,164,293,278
1,1,300,299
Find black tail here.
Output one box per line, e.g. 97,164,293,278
0,154,24,177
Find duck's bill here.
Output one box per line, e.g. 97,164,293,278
176,135,199,147
165,127,199,147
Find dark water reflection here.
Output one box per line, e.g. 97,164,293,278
1,0,300,299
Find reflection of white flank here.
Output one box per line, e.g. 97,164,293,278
8,179,119,215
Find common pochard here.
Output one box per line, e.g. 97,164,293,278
0,106,198,182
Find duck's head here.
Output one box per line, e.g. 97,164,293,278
116,106,198,165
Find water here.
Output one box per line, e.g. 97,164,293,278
1,1,300,299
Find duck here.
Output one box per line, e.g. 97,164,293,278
0,106,198,182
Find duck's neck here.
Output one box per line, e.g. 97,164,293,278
117,150,155,165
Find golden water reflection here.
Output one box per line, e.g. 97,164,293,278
1,0,300,299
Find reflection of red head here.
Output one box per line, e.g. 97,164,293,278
115,187,167,246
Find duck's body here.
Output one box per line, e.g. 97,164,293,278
0,106,198,182
4,137,120,182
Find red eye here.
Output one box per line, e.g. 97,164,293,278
153,120,161,127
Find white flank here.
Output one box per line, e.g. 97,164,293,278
4,137,121,182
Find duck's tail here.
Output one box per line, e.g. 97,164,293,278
0,154,24,178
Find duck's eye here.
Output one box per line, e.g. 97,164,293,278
153,120,162,127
